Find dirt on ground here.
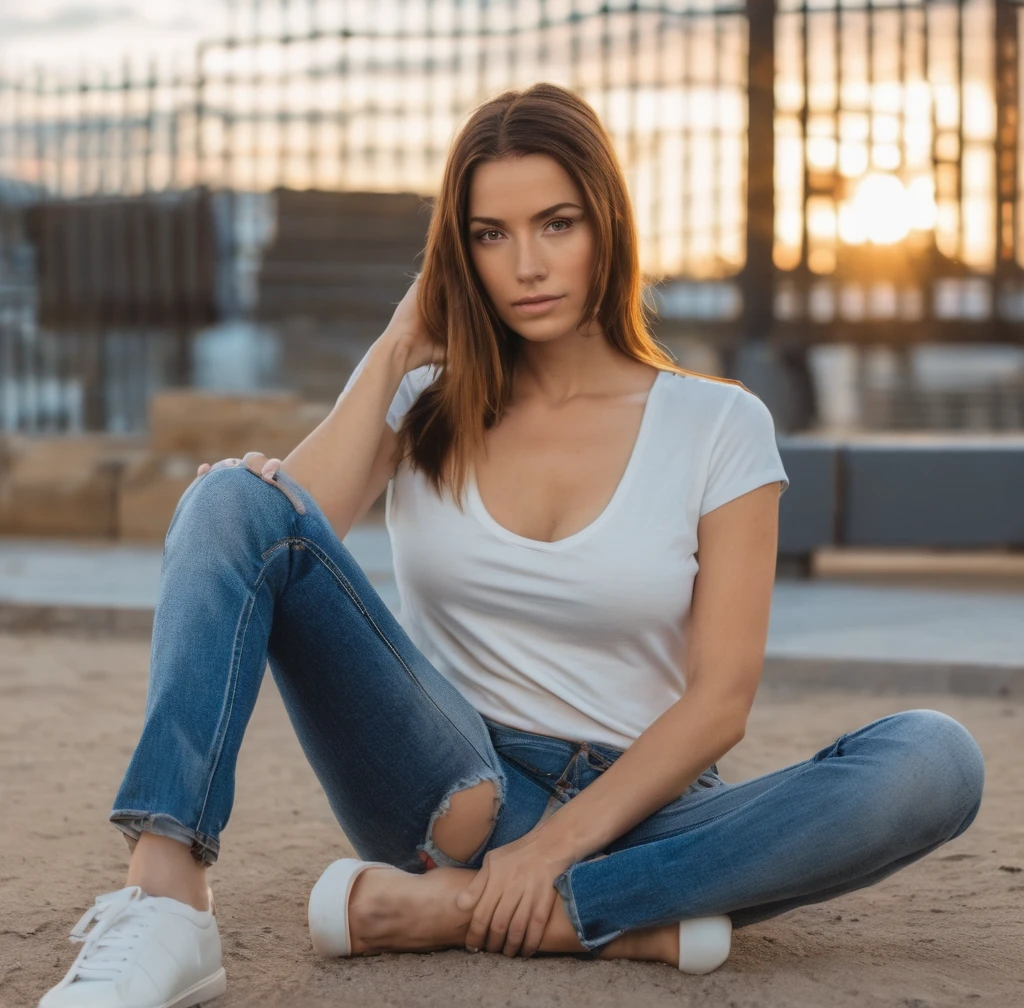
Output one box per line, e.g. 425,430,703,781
0,632,1020,1008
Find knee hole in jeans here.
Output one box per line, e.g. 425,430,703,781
423,777,502,867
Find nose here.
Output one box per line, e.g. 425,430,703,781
515,236,547,283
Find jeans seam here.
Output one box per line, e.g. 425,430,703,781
193,555,274,838
142,470,303,849
284,534,502,772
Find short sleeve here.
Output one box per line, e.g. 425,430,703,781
699,387,790,517
339,343,441,432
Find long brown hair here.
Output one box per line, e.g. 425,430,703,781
400,80,743,507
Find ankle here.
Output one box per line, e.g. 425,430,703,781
347,868,417,954
127,878,212,914
126,832,211,913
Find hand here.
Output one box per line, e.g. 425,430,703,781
382,272,446,372
196,451,281,480
196,451,303,510
456,830,575,958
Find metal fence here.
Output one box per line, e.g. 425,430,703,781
1,0,1023,433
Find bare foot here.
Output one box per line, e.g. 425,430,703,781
346,862,679,966
347,864,476,955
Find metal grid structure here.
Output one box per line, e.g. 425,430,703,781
773,0,1024,344
0,0,1022,434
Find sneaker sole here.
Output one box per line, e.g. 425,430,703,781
161,967,227,1008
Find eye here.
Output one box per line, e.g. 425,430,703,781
473,219,575,243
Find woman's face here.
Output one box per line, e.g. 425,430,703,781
466,153,598,343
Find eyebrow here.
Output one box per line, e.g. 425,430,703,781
468,202,584,227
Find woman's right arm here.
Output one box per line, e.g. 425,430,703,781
197,274,442,539
277,332,413,539
279,271,444,536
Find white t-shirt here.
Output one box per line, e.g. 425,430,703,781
342,349,790,751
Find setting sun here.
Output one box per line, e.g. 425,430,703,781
838,173,927,246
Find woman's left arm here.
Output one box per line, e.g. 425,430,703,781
458,479,784,957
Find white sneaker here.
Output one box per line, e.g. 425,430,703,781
38,886,226,1008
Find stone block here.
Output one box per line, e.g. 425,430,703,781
147,390,330,464
0,392,336,541
117,454,196,542
0,434,146,539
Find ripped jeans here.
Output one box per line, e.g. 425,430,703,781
110,464,986,955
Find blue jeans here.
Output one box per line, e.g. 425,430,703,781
110,465,986,955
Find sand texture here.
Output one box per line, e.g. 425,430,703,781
1,633,1020,1008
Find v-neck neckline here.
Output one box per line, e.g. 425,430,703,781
467,370,668,553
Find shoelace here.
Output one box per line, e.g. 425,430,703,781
65,887,156,983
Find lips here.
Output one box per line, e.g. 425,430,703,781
513,295,564,314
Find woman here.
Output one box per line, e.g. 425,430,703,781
39,82,984,1008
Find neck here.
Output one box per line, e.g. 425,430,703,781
513,332,642,406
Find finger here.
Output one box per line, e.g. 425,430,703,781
456,883,481,912
464,872,496,952
503,893,536,958
197,463,210,476
241,452,267,474
520,888,556,959
209,458,241,471
485,889,521,955
456,866,486,913
227,453,300,510
462,887,489,950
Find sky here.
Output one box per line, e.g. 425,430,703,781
0,2,220,75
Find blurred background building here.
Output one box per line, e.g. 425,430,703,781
0,0,1023,565
1,0,1022,436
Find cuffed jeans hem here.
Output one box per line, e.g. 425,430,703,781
552,865,615,957
110,811,220,867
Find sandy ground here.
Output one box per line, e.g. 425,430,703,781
1,632,1020,1008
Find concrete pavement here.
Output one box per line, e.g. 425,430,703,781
1,529,1021,697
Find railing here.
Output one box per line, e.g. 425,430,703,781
0,0,1022,434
